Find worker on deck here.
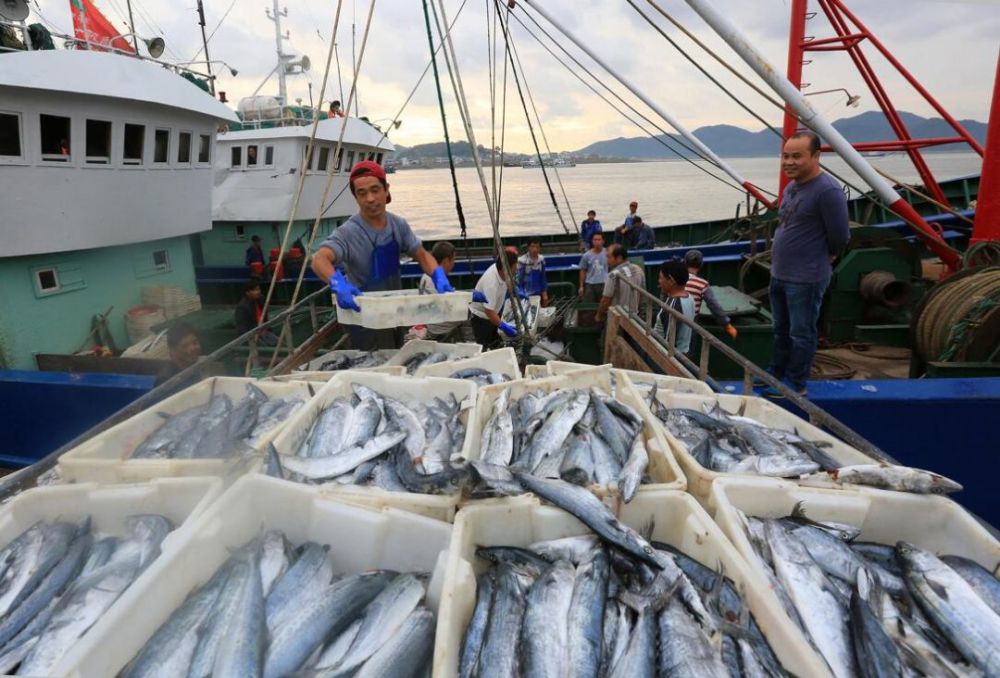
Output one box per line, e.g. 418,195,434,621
329,100,346,118
580,209,602,251
653,260,696,354
614,200,639,244
632,216,656,250
578,231,608,302
311,160,455,350
418,241,468,342
470,248,519,349
245,235,265,269
761,131,850,397
154,323,202,388
517,238,549,306
234,279,278,347
684,250,738,339
595,244,644,323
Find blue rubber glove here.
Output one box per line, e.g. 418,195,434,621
330,269,362,312
498,321,517,338
471,290,488,304
431,267,455,293
514,286,529,300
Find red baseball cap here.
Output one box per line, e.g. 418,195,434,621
349,160,391,203
629,200,638,207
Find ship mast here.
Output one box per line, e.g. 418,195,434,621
266,0,290,106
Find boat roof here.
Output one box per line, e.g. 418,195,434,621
220,118,395,151
0,50,238,122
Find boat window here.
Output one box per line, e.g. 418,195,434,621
177,131,192,164
35,268,60,294
153,129,169,164
231,146,242,168
85,119,111,164
334,149,343,172
376,152,383,165
40,114,71,161
263,145,274,167
247,144,259,167
367,152,375,161
152,249,170,272
235,225,246,240
123,123,145,165
303,144,314,171
197,134,211,163
345,150,355,170
317,146,330,172
0,112,21,157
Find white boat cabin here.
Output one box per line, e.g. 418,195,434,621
212,118,395,223
0,50,238,258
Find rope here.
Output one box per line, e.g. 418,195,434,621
870,165,976,227
493,0,572,236
429,0,530,340
497,1,578,235
963,241,1000,268
510,8,747,193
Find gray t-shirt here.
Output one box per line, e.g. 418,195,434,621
580,249,609,285
318,211,422,292
602,262,645,313
771,172,850,284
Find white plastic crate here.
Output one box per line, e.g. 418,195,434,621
336,289,473,330
0,477,222,677
296,348,399,373
648,390,878,504
269,370,480,522
546,360,715,396
59,475,453,678
472,366,686,496
434,490,821,677
384,339,483,371
708,476,1000,678
414,347,521,381
57,377,314,484
271,365,406,383
522,364,550,379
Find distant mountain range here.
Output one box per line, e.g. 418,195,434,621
393,111,987,161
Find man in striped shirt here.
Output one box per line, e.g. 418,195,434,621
684,250,738,339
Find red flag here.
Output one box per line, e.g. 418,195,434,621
70,0,135,53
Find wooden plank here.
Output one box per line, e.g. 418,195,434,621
604,308,689,377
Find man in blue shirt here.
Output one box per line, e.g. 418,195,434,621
244,235,264,268
632,216,656,249
517,238,549,306
615,200,639,244
763,131,850,397
580,210,602,251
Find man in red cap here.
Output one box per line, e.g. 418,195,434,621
615,200,640,244
312,160,456,350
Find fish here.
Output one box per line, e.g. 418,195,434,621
279,429,407,481
831,464,963,494
352,607,435,678
618,434,649,503
941,555,1000,617
476,563,530,678
566,548,609,678
520,560,575,677
458,572,495,678
850,569,903,678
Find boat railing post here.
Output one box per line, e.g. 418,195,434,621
699,338,711,381
308,298,319,333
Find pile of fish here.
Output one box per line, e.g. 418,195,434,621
124,531,435,678
479,386,651,502
401,351,452,375
132,384,305,460
650,399,963,493
448,367,511,388
460,473,785,677
277,382,473,494
315,351,388,372
502,298,539,334
0,514,172,675
737,506,1000,676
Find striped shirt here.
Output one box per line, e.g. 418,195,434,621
685,274,710,314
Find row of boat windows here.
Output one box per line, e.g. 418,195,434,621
0,111,212,166
32,249,170,298
228,144,384,172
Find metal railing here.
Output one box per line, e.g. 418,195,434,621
616,276,895,463
0,286,332,500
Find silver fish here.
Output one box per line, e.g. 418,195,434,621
832,464,962,494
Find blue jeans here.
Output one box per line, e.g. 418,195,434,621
768,277,829,391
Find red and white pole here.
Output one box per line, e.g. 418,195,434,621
972,51,1000,245
778,0,809,200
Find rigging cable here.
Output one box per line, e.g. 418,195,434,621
420,0,469,245
492,0,573,236
188,0,239,62
510,8,747,193
429,0,530,338
497,1,578,234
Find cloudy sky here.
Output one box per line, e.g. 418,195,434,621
34,0,999,151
